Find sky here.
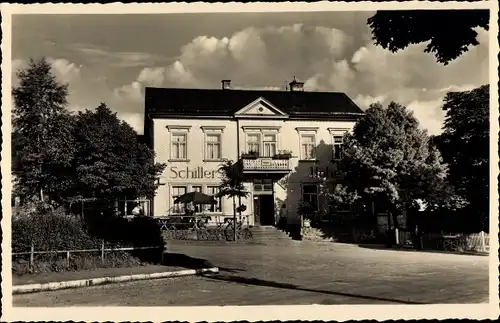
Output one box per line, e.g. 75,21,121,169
11,12,490,135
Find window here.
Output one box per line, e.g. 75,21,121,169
333,135,344,160
302,184,319,211
205,186,222,213
171,186,187,214
171,133,187,160
263,134,277,157
301,134,316,160
191,186,202,212
205,134,221,160
254,179,273,191
247,134,261,154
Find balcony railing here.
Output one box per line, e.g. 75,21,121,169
241,158,291,172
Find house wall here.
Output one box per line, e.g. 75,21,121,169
152,116,357,226
153,118,256,223
269,120,357,225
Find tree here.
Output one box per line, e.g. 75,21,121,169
434,85,489,231
367,10,489,65
333,102,449,240
12,57,76,203
217,159,249,241
69,103,166,204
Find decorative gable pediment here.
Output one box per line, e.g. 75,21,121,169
234,97,289,119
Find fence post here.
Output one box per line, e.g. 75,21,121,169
101,240,105,264
480,231,486,252
30,242,35,268
66,251,70,267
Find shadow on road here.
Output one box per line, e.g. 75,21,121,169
162,253,246,273
162,253,213,269
202,273,425,305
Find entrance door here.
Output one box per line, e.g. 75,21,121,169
253,197,261,225
252,179,275,226
259,195,275,226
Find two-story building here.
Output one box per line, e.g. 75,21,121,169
143,78,365,227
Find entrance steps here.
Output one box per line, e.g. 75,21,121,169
250,226,293,242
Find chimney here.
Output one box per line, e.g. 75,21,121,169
221,79,232,90
289,76,304,92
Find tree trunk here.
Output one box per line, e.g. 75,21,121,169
237,195,242,224
40,188,44,202
390,205,400,246
233,196,237,241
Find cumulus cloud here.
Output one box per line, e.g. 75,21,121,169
113,81,144,103
159,24,354,89
47,58,82,83
112,66,167,105
120,112,144,133
137,67,166,86
138,24,487,135
406,99,447,135
12,57,82,84
110,67,169,133
75,23,480,136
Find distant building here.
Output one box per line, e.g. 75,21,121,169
143,78,364,227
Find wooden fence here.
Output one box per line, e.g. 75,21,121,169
12,241,164,268
397,230,490,252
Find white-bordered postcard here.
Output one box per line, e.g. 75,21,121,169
1,1,499,322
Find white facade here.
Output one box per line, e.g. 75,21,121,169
150,96,358,226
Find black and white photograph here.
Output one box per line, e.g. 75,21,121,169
1,1,498,321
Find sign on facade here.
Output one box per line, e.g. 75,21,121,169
169,166,218,180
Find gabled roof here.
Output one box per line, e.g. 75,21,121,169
145,87,364,120
234,96,289,119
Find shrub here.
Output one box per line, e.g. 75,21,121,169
162,228,253,241
12,202,165,276
127,216,165,247
12,205,101,252
83,211,165,249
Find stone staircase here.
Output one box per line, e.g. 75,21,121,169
250,225,294,242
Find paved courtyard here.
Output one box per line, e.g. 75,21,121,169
14,241,489,306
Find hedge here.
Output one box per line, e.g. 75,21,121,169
12,203,166,275
12,207,101,252
162,228,253,241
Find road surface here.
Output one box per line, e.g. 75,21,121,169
14,241,489,306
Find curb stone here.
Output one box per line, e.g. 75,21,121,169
13,267,219,294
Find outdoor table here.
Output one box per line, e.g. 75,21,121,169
191,214,211,229
156,217,171,231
